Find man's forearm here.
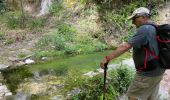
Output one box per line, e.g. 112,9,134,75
107,43,132,61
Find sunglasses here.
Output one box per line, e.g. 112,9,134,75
132,15,142,21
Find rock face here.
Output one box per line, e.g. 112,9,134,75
5,0,52,16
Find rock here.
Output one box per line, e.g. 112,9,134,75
25,59,35,64
108,64,119,70
0,85,12,99
97,68,104,73
0,64,9,70
15,92,31,100
8,57,20,62
41,57,47,60
15,61,25,67
158,87,170,100
51,95,63,100
5,92,12,96
83,71,98,77
67,88,81,96
122,58,135,69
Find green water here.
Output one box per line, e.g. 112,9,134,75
2,50,131,94
28,51,131,74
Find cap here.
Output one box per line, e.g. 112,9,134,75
128,7,150,20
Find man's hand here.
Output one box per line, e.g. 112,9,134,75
100,56,110,69
100,42,132,69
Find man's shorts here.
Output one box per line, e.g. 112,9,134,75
126,74,163,100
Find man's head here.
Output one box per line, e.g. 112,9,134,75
128,7,150,27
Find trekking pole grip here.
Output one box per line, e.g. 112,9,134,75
104,62,108,70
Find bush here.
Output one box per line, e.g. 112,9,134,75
50,0,64,16
27,17,46,30
0,32,5,40
2,67,33,93
68,65,134,99
36,22,107,57
5,12,21,29
109,65,135,94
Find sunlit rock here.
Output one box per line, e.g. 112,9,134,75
0,64,8,70
25,59,35,64
83,71,98,77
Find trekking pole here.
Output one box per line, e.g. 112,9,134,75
103,63,108,100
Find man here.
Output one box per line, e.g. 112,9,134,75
100,7,165,100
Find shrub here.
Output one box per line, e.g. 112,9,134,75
5,11,21,29
2,67,32,93
36,22,107,57
27,17,46,30
109,65,135,94
50,0,64,16
68,65,134,99
0,32,5,40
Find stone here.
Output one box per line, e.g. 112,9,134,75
41,57,48,61
83,71,98,77
15,92,31,100
51,95,63,100
122,58,135,69
5,92,12,96
67,88,81,96
15,61,25,67
25,59,35,64
0,64,9,70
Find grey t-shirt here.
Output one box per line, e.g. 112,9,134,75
128,24,165,77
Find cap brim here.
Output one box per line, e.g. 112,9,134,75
127,14,135,20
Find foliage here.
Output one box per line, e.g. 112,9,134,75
67,65,134,99
0,0,5,13
36,22,107,57
0,32,5,40
63,69,85,92
1,67,32,93
3,37,14,45
88,0,165,42
108,65,135,94
27,17,46,30
17,53,27,58
5,11,21,29
50,0,64,16
3,11,46,29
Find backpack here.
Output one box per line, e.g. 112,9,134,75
144,24,170,69
155,24,170,68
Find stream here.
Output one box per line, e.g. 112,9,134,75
0,51,169,100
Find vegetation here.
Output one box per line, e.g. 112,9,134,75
1,67,33,93
0,0,169,99
0,0,5,13
65,65,135,99
35,22,107,58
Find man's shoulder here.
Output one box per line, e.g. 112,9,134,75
137,24,156,34
138,24,156,30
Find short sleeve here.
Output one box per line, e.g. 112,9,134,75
128,26,148,48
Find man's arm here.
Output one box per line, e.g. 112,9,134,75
100,42,132,69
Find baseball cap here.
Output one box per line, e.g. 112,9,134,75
128,7,150,20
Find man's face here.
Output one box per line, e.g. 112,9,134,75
132,16,146,27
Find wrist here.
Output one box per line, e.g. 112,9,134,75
105,56,111,62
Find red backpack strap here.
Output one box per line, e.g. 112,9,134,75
156,36,170,43
143,48,159,69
